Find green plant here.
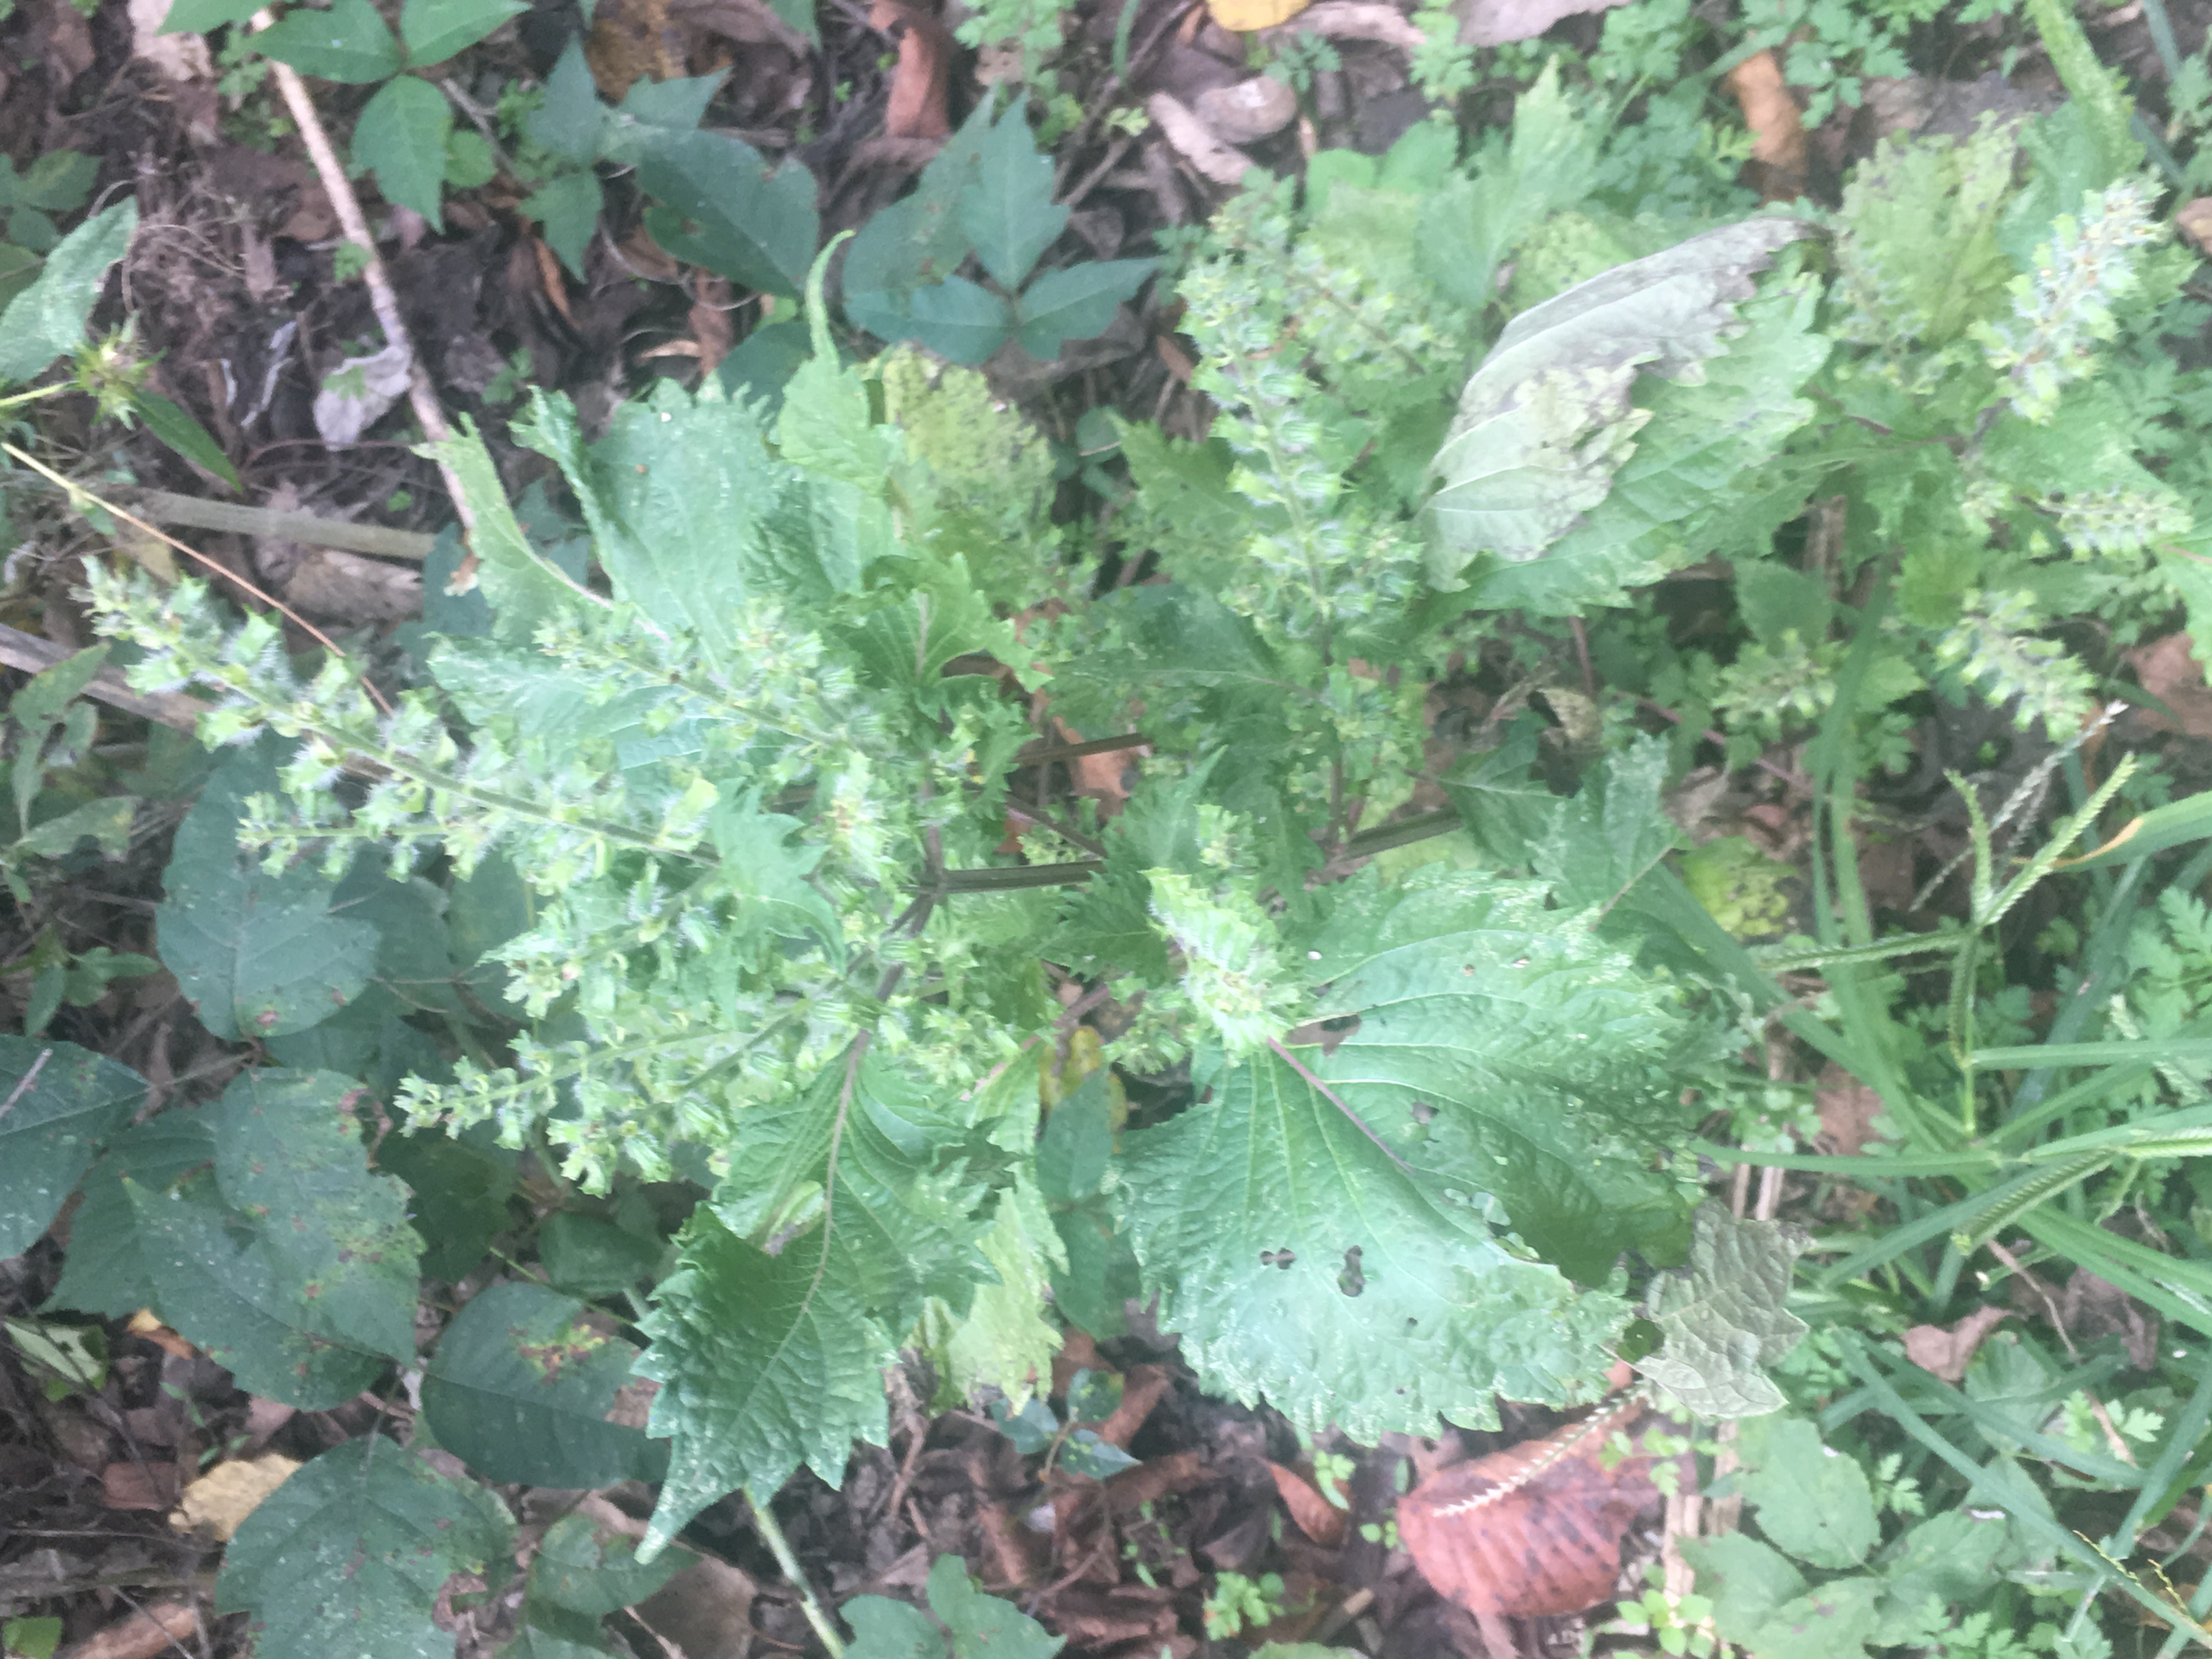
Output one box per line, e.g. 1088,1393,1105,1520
842,96,1158,365
1202,1570,1295,1638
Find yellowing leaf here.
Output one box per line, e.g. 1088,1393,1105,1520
173,1453,301,1542
1207,0,1308,31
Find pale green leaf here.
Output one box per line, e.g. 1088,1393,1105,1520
217,1438,515,1659
1736,1414,1880,1569
0,200,135,386
957,106,1064,291
0,1038,145,1259
1425,216,1814,586
1637,1203,1810,1419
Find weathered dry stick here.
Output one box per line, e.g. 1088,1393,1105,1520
13,473,434,562
0,622,205,730
248,13,478,546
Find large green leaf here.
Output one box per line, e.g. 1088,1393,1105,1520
1425,216,1814,586
217,1438,515,1659
421,1280,665,1487
633,129,816,297
155,741,380,1040
128,1069,422,1407
956,105,1065,291
634,1047,996,1555
1736,1414,1880,1570
0,1037,146,1259
353,75,452,227
253,0,404,82
0,200,135,386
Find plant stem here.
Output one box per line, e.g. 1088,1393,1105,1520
746,1487,847,1659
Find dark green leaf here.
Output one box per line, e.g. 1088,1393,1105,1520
525,41,609,163
1014,259,1156,360
253,0,404,83
0,1037,145,1259
154,741,380,1040
124,388,241,490
539,1211,664,1297
421,1280,667,1486
354,75,453,228
633,131,816,297
531,1515,685,1616
522,171,602,278
217,1438,515,1659
46,1114,218,1317
160,0,260,31
957,106,1064,291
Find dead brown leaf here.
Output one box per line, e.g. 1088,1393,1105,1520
1106,1448,1211,1512
1265,1461,1347,1547
1725,49,1808,199
1147,93,1255,186
55,1604,196,1659
2129,633,2212,738
1096,1364,1171,1447
588,0,683,100
1275,0,1421,45
100,1460,182,1511
2179,198,2212,256
125,1309,196,1361
1903,1306,2013,1383
2064,1269,2162,1372
1815,1064,1893,1158
688,279,736,376
173,1451,302,1541
1397,1395,1660,1617
872,0,955,140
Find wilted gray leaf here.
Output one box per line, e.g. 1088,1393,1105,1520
1637,1202,1808,1419
1425,217,1816,586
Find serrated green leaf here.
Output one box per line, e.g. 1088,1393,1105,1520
1440,729,1554,866
0,1037,145,1259
0,200,135,387
1424,216,1814,586
617,71,724,133
523,171,603,277
634,1047,995,1555
1637,1203,1809,1419
1531,733,1680,916
125,388,241,490
1835,122,2019,351
217,1437,515,1659
1014,259,1156,361
399,0,526,64
421,1280,667,1486
155,742,380,1040
1735,1414,1880,1569
1679,1533,1812,1649
45,1114,217,1316
632,131,816,297
253,0,403,83
957,107,1064,291
354,75,453,228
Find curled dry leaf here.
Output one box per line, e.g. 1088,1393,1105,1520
1147,93,1256,187
55,1603,197,1659
2128,633,2212,739
126,1308,196,1361
873,0,954,141
1266,1460,1348,1547
1397,1393,1661,1617
1724,50,1808,198
1195,77,1299,144
1903,1306,2013,1384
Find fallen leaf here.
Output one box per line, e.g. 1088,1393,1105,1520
1903,1307,2013,1383
1097,1363,1171,1447
1815,1064,1893,1158
54,1603,196,1659
1056,718,1137,815
531,237,578,328
872,0,953,140
313,343,414,449
1209,0,1309,30
1147,93,1256,187
587,0,681,100
1106,1448,1211,1511
1266,1461,1347,1547
2129,633,2212,738
1279,0,1422,46
1397,1394,1661,1617
570,1492,765,1659
688,277,736,376
2179,198,2212,256
2063,1270,2161,1372
1452,0,1632,48
101,1461,180,1511
1194,77,1298,143
1724,49,1808,198
172,1451,302,1541
125,1309,195,1361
